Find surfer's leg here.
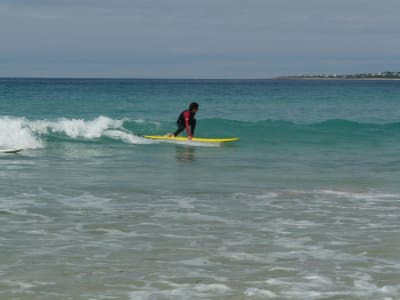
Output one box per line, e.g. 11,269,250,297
190,118,196,135
174,125,185,136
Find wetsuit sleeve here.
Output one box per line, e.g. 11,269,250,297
183,111,192,136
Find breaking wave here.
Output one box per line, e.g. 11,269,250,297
0,116,154,149
1,115,400,149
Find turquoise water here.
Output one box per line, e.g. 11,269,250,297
1,78,400,299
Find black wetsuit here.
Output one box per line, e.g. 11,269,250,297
174,109,196,136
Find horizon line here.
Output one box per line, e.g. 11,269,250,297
0,76,277,80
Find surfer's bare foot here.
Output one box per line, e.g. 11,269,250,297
168,133,175,137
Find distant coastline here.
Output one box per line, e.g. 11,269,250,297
275,71,400,80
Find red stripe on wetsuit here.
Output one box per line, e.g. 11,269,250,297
183,110,192,137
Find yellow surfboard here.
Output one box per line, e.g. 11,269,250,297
144,135,239,143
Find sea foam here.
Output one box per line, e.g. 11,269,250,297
0,117,43,149
0,116,153,149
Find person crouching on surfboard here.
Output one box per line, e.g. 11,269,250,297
169,102,199,140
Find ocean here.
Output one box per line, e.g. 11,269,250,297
1,78,400,299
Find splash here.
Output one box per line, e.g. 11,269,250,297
0,117,43,149
0,116,154,149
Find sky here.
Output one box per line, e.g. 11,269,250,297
0,0,399,78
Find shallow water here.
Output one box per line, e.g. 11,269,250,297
0,79,400,299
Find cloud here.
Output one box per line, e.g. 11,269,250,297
0,0,399,78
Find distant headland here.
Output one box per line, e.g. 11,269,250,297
275,71,400,80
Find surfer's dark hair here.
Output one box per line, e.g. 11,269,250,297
189,102,199,110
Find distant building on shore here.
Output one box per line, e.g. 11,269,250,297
276,71,400,80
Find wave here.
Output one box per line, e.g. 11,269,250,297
1,116,399,149
0,117,44,149
0,116,155,149
198,118,400,145
199,118,400,131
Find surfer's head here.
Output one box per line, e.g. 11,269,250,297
189,102,199,112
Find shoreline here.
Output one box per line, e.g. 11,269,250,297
275,77,400,81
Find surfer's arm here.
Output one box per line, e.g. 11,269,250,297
183,111,192,137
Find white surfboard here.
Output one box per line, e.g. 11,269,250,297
0,149,23,154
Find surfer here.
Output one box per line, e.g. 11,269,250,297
169,102,199,140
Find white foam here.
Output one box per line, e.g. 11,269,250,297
255,192,280,199
133,119,161,126
193,283,231,293
60,192,112,210
0,117,43,149
220,252,273,264
30,115,143,144
274,219,318,228
1,279,55,291
244,287,277,297
31,115,124,139
0,115,155,149
104,130,154,144
164,139,221,147
129,283,231,300
315,189,400,200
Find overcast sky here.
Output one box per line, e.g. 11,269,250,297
0,0,399,78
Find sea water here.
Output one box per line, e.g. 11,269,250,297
0,78,400,299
